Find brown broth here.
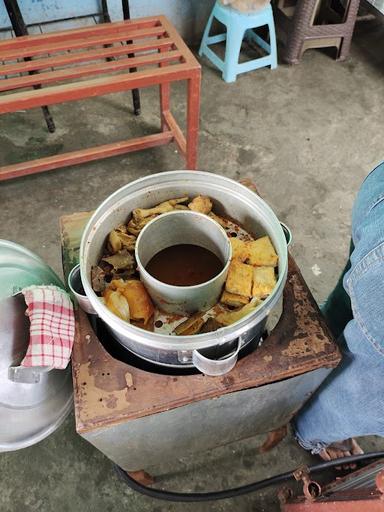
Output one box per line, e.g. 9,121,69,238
145,244,223,286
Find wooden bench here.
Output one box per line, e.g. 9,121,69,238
0,15,201,181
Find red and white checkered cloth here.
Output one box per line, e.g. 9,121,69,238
21,285,75,369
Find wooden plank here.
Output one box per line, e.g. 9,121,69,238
0,26,167,62
0,38,174,76
0,131,174,181
0,63,192,113
162,110,186,155
0,50,182,92
0,17,161,51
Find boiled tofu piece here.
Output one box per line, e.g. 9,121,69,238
247,236,278,267
230,238,249,262
220,290,249,308
225,260,253,297
252,266,277,299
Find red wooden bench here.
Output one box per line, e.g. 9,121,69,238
0,15,201,181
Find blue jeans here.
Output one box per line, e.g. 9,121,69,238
294,162,384,453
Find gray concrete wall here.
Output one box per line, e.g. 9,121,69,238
0,0,214,44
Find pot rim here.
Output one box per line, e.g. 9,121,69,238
80,170,288,351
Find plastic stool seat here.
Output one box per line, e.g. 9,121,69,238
199,1,277,82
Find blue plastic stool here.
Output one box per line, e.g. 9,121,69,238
199,2,277,83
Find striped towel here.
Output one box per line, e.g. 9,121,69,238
21,285,75,369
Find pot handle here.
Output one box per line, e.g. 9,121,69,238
280,222,292,247
192,339,241,376
8,365,53,384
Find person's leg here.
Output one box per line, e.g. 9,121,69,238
294,326,384,455
321,240,354,340
294,162,384,457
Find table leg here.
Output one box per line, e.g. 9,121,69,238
158,37,170,132
186,70,201,170
159,83,170,132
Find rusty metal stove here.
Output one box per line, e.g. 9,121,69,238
60,210,341,474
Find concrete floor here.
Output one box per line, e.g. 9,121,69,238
1,17,384,512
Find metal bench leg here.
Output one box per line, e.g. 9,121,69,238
4,0,56,133
122,0,141,115
100,0,115,62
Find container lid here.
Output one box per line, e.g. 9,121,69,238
0,240,73,452
0,240,63,300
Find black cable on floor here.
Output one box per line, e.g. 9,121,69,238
115,451,384,502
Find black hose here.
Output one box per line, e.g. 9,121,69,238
115,451,384,502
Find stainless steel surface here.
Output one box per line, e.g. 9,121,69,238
191,337,241,375
366,0,384,15
68,264,97,315
0,241,73,452
80,171,288,372
8,363,53,384
136,210,231,316
0,239,63,299
83,367,331,472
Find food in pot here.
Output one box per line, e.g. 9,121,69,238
229,238,249,262
127,214,157,236
103,288,130,321
220,290,249,308
188,195,212,215
225,260,253,297
91,265,107,293
252,266,277,299
216,298,261,326
247,236,278,267
174,313,205,335
102,249,135,272
200,317,223,333
132,196,189,220
92,194,280,335
108,229,136,253
105,279,154,325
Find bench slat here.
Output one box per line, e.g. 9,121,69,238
0,26,166,61
0,50,182,92
0,131,174,181
0,63,196,113
0,38,173,76
0,17,160,51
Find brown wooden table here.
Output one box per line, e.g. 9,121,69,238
60,210,341,474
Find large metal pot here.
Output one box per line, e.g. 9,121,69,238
80,171,289,376
0,240,73,451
